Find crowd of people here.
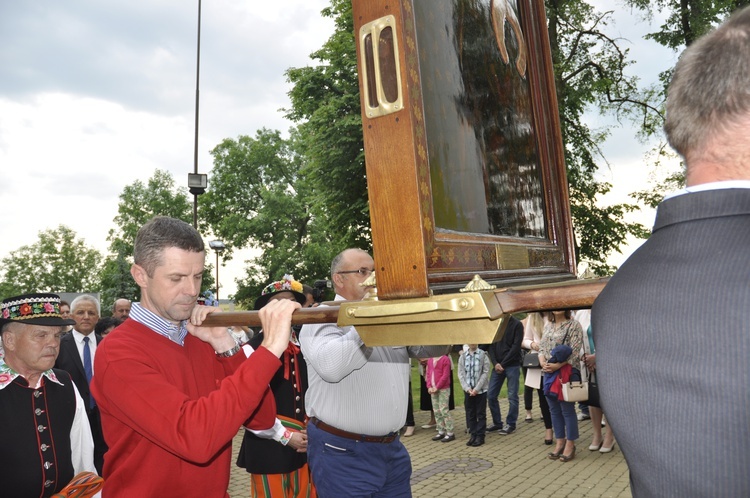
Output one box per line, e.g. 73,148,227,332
1,6,749,496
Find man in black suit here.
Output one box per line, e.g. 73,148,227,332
55,294,108,474
592,7,750,496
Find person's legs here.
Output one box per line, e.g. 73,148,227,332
405,381,415,427
589,406,604,449
545,394,566,457
375,440,412,498
437,389,454,437
578,401,590,420
465,395,477,445
475,392,487,444
486,369,506,429
560,400,579,441
523,366,534,420
504,366,521,430
537,387,553,442
431,391,446,437
307,422,408,498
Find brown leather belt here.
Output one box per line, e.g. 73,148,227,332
309,417,398,444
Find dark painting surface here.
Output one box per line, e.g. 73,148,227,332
414,0,546,238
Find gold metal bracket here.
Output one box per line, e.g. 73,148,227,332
338,291,508,346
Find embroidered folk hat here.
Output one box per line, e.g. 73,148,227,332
0,293,77,327
253,275,307,310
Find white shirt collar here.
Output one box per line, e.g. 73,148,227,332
664,180,750,200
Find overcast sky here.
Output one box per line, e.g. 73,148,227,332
0,0,677,298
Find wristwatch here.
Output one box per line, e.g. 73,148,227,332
216,340,244,358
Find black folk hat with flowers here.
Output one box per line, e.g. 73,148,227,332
0,293,77,328
253,275,307,310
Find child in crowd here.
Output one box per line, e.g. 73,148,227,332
426,355,455,442
458,344,492,446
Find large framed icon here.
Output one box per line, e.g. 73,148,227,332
352,0,576,300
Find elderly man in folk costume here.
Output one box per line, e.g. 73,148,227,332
0,293,101,497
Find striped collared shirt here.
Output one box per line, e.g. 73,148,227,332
129,302,188,346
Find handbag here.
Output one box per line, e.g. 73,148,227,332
562,379,589,402
522,351,540,368
561,368,589,402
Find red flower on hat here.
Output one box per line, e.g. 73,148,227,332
19,303,32,316
1,309,8,319
43,302,55,313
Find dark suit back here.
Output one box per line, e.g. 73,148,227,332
55,332,107,474
592,189,750,497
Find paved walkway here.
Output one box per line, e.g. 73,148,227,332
227,401,631,497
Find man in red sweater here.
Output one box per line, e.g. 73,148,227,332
92,216,299,497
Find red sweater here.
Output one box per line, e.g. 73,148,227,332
426,356,452,390
92,319,279,497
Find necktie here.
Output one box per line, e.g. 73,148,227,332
83,336,95,409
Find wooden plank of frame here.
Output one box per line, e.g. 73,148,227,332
353,0,576,300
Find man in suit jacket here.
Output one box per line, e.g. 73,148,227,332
592,7,750,497
55,294,107,474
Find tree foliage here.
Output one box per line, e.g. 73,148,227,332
0,226,102,295
101,169,213,302
285,0,371,250
545,0,655,273
202,128,332,306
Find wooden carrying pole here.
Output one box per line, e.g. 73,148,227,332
202,278,607,330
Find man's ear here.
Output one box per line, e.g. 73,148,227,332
331,273,342,289
1,328,16,352
131,264,149,288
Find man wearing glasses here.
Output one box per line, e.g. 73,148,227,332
300,248,449,497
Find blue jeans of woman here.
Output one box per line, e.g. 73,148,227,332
545,394,579,441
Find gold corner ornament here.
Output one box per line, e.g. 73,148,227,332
460,274,497,292
360,272,379,301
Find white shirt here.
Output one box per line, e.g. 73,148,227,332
664,179,750,199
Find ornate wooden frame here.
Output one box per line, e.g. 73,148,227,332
352,0,575,299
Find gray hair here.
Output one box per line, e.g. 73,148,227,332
330,248,370,278
133,216,205,277
665,6,750,161
70,294,101,315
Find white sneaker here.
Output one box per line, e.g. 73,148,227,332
577,413,590,421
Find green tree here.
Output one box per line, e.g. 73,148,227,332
546,0,655,273
285,0,371,251
98,249,139,312
202,128,332,306
0,226,102,295
107,169,193,257
100,169,214,302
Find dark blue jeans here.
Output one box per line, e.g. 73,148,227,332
545,394,579,441
307,422,412,498
487,365,520,428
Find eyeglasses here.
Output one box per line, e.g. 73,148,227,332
336,268,374,277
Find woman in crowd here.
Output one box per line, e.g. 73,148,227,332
236,275,315,498
521,312,553,445
585,324,616,453
539,310,584,463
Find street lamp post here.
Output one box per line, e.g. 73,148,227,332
208,240,226,301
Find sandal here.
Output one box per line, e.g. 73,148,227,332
559,445,576,462
547,449,563,460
